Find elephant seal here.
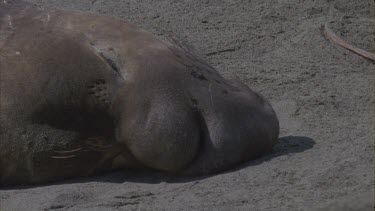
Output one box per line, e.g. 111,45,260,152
0,0,279,185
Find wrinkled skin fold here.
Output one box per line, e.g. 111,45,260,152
0,0,279,185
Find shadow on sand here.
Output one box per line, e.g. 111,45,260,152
2,136,315,189
244,135,315,166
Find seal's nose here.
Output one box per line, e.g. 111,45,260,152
182,82,279,175
114,69,278,175
115,86,202,172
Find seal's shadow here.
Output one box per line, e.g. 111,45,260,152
243,135,315,166
2,136,314,189
182,135,313,181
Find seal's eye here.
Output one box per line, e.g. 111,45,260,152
103,55,119,73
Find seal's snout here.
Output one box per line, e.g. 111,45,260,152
114,74,279,175
115,87,202,172
182,82,279,175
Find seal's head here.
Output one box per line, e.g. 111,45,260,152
111,45,279,175
0,2,279,184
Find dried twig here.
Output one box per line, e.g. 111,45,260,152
322,23,375,62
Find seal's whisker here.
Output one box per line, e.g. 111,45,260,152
54,148,82,154
86,147,110,152
84,143,115,152
87,137,99,140
51,155,76,159
208,83,214,106
86,143,114,149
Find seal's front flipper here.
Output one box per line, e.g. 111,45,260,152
0,123,122,185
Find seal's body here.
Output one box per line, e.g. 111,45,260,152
0,1,279,185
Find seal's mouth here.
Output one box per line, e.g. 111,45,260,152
110,147,146,170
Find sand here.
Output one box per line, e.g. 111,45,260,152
1,0,374,210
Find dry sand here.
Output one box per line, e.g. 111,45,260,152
1,0,374,210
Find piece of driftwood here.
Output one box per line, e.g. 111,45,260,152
322,23,375,62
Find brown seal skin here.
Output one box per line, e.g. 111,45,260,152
0,0,279,185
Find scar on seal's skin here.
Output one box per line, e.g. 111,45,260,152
322,23,375,62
